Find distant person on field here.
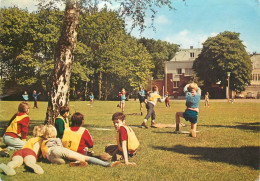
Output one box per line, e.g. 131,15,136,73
55,106,70,139
22,91,29,102
138,86,146,116
3,102,30,150
119,88,126,112
32,90,41,108
89,92,94,105
105,112,139,165
61,112,120,167
164,92,171,108
141,85,165,128
0,125,45,175
205,92,210,107
175,83,201,137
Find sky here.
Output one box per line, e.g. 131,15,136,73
1,0,260,53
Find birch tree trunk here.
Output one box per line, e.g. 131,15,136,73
46,0,80,124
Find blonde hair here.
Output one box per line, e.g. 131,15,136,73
32,125,45,137
43,125,57,139
188,83,198,92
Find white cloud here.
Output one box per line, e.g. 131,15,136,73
97,2,120,11
164,30,219,49
155,15,170,25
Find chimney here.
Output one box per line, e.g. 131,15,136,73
190,46,193,49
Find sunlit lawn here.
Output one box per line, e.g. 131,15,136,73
0,100,259,181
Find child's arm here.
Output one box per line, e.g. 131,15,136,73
121,140,136,165
183,84,190,95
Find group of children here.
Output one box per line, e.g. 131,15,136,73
22,90,41,108
0,102,140,176
1,82,202,176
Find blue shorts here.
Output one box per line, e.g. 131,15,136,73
183,109,198,124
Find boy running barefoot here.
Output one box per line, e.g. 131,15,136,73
105,112,139,165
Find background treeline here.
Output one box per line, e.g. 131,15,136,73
0,7,179,101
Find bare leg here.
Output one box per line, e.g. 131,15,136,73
24,155,44,174
7,156,23,169
175,112,184,131
190,123,197,137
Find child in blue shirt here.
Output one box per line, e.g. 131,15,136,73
175,83,201,137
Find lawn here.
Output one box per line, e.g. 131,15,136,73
0,100,259,181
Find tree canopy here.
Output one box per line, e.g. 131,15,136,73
193,31,252,92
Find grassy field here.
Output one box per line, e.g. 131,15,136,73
0,100,259,181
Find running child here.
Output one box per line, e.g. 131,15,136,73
141,85,165,128
174,83,201,137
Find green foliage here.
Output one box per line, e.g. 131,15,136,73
138,38,179,79
193,31,252,92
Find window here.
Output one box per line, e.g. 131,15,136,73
190,52,194,57
185,68,193,76
252,73,260,81
173,81,179,88
177,68,182,75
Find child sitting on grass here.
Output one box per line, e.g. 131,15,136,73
3,102,30,150
61,113,120,167
0,125,45,175
175,83,201,137
55,106,70,139
104,112,139,166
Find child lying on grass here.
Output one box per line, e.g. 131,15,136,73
0,125,45,175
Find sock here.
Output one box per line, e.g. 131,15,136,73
87,157,111,167
143,119,147,123
0,163,16,175
151,120,155,124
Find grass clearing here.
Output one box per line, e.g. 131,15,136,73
0,100,259,181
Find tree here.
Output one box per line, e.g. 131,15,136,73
138,38,179,79
46,0,80,123
193,31,252,92
44,0,178,124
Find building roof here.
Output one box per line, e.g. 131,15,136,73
170,47,202,62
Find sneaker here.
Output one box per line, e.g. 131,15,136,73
69,161,88,167
141,122,148,128
109,161,121,167
190,130,197,138
151,122,156,128
0,151,10,157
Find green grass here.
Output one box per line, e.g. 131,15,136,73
0,100,259,181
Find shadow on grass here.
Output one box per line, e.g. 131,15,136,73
201,122,260,132
0,120,45,137
153,144,260,169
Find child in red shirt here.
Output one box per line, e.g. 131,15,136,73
105,112,139,165
3,102,30,150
